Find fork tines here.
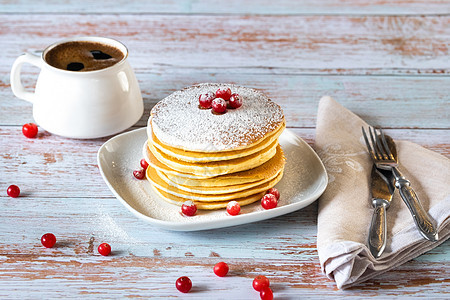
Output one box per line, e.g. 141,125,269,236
361,126,394,161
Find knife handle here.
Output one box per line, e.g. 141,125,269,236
393,168,439,242
368,200,388,258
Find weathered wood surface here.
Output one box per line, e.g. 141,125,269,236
1,15,449,75
1,127,448,198
3,73,450,129
1,0,449,15
0,1,449,298
1,15,449,130
1,195,449,298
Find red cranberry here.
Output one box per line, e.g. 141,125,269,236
41,233,56,248
133,169,145,180
229,93,242,109
215,88,232,101
260,287,274,300
266,188,280,200
226,201,241,216
22,123,38,138
176,276,192,293
261,194,278,210
181,201,197,216
199,92,216,109
214,262,229,277
140,158,149,170
98,243,111,256
212,98,227,114
7,185,20,198
253,275,270,292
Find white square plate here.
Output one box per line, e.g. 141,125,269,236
97,128,327,231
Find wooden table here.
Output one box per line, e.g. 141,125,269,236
1,1,449,298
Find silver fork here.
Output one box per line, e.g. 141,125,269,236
362,126,438,242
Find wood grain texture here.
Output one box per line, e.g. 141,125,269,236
0,15,449,75
0,126,448,197
0,194,449,296
1,0,449,15
1,14,449,130
0,196,449,298
1,2,450,298
2,72,449,129
1,255,449,298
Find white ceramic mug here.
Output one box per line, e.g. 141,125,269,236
10,36,144,139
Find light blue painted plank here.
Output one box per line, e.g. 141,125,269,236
1,195,448,263
0,196,318,259
2,72,449,129
0,0,449,15
0,196,448,297
1,125,448,201
0,15,448,75
0,2,449,297
0,257,448,298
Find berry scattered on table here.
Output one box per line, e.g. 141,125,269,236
266,188,280,200
176,276,192,293
181,201,197,216
140,158,149,170
215,88,232,101
261,194,278,210
7,185,20,198
253,275,270,292
133,169,145,180
22,123,38,138
228,93,242,109
260,287,274,300
226,201,241,216
212,98,227,114
199,92,216,109
98,243,112,256
41,233,56,248
213,262,229,277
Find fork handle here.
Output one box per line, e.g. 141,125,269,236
393,168,439,242
368,200,388,258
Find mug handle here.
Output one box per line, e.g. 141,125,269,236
10,52,43,104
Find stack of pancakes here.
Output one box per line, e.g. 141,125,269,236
144,83,286,210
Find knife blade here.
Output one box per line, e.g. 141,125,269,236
368,166,395,258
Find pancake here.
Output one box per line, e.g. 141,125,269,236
152,186,265,210
143,141,286,186
151,83,285,152
145,83,286,210
144,141,211,179
148,138,278,177
149,121,285,163
147,166,284,202
155,167,282,195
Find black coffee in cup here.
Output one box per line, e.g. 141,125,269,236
45,41,125,72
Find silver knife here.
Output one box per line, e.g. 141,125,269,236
368,166,395,258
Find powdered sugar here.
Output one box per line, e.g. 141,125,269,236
151,83,285,152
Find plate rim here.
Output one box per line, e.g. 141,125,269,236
97,127,328,231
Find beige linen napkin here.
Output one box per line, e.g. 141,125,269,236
315,96,450,289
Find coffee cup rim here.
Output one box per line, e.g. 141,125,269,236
42,36,129,74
